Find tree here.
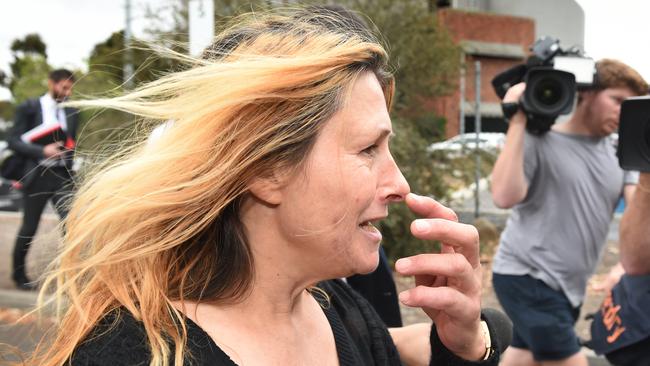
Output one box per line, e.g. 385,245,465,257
9,34,48,95
86,30,187,88
10,33,47,57
10,55,50,105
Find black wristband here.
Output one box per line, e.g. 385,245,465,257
428,319,500,366
501,102,520,120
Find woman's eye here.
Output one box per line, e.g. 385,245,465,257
361,145,378,157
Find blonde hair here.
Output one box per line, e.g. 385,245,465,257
29,6,394,366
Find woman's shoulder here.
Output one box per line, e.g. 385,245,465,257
70,310,151,365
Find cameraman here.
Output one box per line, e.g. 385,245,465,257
490,59,647,366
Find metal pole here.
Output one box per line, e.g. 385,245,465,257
459,52,466,145
124,0,134,89
474,61,482,218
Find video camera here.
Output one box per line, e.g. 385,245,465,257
492,36,597,134
618,96,650,172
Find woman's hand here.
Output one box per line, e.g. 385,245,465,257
395,193,486,361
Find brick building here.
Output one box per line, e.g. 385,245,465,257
434,8,534,137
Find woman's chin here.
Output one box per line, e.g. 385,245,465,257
351,253,381,276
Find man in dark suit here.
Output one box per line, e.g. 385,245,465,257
7,69,79,290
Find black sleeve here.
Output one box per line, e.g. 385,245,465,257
322,279,501,366
7,100,45,160
428,319,500,366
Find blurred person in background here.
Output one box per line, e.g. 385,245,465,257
25,7,503,366
7,68,78,290
589,171,650,365
490,59,647,366
346,247,403,327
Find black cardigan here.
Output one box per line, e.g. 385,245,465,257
70,280,499,365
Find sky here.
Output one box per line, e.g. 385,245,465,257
1,0,650,101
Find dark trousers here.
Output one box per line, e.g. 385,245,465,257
12,167,73,282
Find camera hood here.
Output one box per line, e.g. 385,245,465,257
522,67,576,118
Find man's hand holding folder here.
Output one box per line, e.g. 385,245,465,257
21,122,75,159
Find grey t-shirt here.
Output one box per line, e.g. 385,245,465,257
492,130,638,307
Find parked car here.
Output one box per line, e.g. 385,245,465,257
0,141,22,211
427,132,505,154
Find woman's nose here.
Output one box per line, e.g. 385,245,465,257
380,155,410,203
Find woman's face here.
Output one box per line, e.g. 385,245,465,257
274,72,410,278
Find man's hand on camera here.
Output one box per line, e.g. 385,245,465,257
502,83,526,125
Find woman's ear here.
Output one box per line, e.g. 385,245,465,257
248,175,284,206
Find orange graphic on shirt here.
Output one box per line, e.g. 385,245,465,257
600,292,626,344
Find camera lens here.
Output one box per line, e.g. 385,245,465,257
534,79,563,107
523,68,576,117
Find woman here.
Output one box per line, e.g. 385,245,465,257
29,6,499,366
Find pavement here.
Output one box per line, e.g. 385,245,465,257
0,202,618,364
0,209,59,361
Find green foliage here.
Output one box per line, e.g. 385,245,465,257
8,33,49,96
72,70,135,153
77,20,190,152
0,101,13,140
345,0,460,113
10,33,47,56
86,31,187,88
11,55,50,104
0,101,15,121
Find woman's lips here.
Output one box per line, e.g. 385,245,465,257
359,221,382,242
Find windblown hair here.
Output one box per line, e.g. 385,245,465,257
595,58,648,96
28,6,393,366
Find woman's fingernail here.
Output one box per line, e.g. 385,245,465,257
413,219,428,232
409,193,423,201
399,291,410,304
395,258,411,271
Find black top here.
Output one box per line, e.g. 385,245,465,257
70,280,499,365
